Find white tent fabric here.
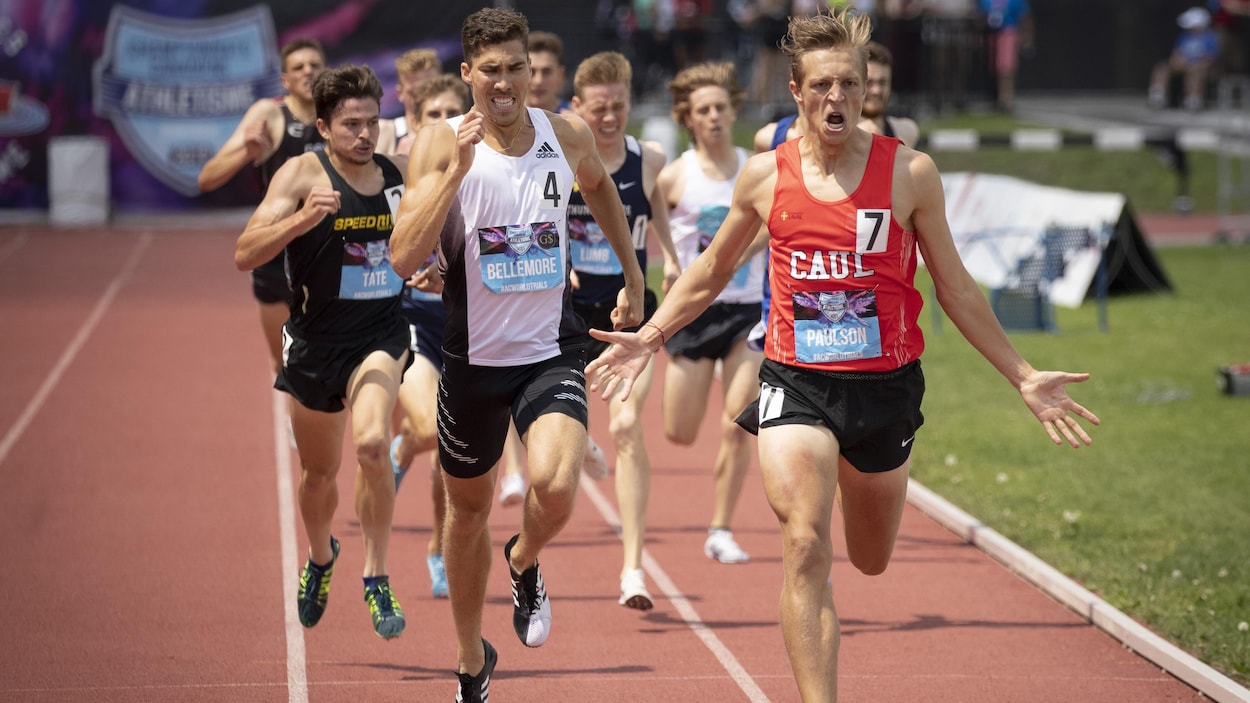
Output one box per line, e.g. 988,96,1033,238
939,172,1125,308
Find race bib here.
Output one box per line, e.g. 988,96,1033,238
569,216,622,275
478,222,563,294
340,238,403,300
791,289,882,363
696,204,748,290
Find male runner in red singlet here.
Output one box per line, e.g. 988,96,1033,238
587,8,1100,702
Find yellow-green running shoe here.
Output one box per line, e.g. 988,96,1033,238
297,536,340,628
364,577,405,639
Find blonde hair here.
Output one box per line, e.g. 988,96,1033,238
395,48,440,78
573,51,632,98
667,61,743,131
781,7,873,85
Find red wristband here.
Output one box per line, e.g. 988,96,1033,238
643,321,666,349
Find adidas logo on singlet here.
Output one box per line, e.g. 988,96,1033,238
536,142,559,158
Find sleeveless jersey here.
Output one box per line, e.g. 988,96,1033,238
669,148,765,304
770,114,798,150
764,134,924,372
440,108,581,366
284,151,406,340
568,135,650,306
257,102,324,193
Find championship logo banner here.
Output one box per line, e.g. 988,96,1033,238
92,6,283,196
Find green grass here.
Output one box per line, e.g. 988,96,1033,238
909,246,1250,685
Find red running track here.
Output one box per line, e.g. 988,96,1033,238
0,226,1208,702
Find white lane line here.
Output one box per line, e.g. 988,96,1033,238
580,476,772,703
272,389,308,703
0,232,151,469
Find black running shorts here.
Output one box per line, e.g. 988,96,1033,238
664,301,761,361
573,288,658,363
275,319,411,413
735,358,925,473
437,348,589,479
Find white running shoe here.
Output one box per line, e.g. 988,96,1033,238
618,568,653,611
704,528,750,564
583,437,610,480
498,472,526,507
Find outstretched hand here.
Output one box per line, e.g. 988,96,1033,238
585,328,653,401
1019,371,1101,447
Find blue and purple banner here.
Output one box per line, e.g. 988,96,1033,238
0,0,465,213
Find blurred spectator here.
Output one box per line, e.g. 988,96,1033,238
978,0,1032,111
1148,7,1220,111
632,0,675,98
874,0,926,104
747,0,808,111
922,0,975,113
671,0,712,71
1213,0,1250,77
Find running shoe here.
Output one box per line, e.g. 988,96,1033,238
428,553,449,598
297,536,340,628
583,437,610,480
618,568,654,611
504,533,551,647
390,435,409,489
363,577,406,639
704,528,750,564
498,472,526,507
455,638,497,703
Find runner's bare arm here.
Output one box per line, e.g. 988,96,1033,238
391,116,476,278
587,153,771,399
198,99,283,193
909,150,1099,445
235,154,338,270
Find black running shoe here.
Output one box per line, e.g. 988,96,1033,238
363,576,406,639
504,533,551,647
297,536,340,628
454,638,497,703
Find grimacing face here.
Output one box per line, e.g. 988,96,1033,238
461,39,530,128
573,82,630,145
793,48,864,146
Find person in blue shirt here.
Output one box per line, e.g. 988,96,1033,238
1149,6,1221,111
979,0,1033,111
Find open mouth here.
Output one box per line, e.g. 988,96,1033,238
824,111,847,130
